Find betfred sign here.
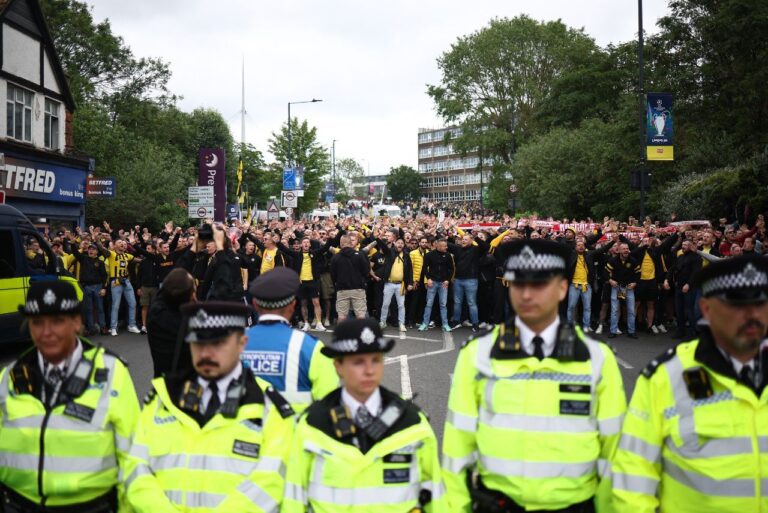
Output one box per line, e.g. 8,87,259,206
0,153,86,204
86,176,116,198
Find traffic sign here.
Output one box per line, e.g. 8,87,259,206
266,199,280,220
285,207,294,217
188,186,214,219
189,206,213,218
282,167,295,190
281,190,298,208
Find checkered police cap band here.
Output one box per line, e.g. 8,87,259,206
255,295,296,310
327,326,389,354
702,263,768,296
188,310,248,330
505,245,566,273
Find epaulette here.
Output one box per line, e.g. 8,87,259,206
101,347,129,367
142,389,157,406
265,386,295,419
641,345,678,378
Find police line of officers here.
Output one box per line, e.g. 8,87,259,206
2,238,768,513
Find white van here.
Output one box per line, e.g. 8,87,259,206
372,204,402,218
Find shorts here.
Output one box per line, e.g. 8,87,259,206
299,280,320,300
140,286,158,307
319,272,335,300
336,289,367,318
636,279,659,302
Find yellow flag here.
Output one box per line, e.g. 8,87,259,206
236,158,244,197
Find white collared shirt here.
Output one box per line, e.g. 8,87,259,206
257,313,290,324
717,346,756,378
38,339,83,379
341,386,382,420
197,364,243,414
516,316,560,358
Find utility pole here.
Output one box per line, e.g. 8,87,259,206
332,139,337,185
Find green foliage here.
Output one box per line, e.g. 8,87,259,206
386,166,423,202
334,158,365,198
268,118,330,213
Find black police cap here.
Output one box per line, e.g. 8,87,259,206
321,318,395,358
180,301,251,343
248,267,300,309
19,280,81,316
503,239,570,283
693,255,768,305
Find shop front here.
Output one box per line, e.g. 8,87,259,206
0,142,88,230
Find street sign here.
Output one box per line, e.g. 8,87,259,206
267,199,280,220
285,207,294,217
281,190,298,208
282,167,295,190
188,186,214,219
296,189,305,197
189,206,214,218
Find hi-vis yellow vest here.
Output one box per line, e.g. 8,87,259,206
0,340,139,509
442,323,626,512
282,386,447,513
123,371,293,513
612,331,768,513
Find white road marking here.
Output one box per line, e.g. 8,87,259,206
616,356,634,369
385,330,457,364
399,355,413,399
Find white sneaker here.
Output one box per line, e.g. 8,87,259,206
110,329,118,337
313,322,326,332
583,326,591,333
616,328,623,335
302,322,310,332
323,318,331,327
657,324,667,334
428,321,436,328
651,325,659,334
127,326,141,334
595,324,603,335
478,322,489,329
399,323,407,332
379,321,387,329
462,320,472,327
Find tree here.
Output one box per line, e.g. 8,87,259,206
386,166,422,202
268,118,330,213
333,158,365,198
427,16,600,165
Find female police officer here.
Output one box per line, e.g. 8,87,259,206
281,318,446,512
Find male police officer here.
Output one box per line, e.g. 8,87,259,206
281,318,446,512
612,255,768,512
242,267,337,412
123,301,294,513
443,239,626,512
0,280,139,512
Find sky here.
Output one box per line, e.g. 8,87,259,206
88,0,670,176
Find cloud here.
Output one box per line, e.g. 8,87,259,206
88,0,669,176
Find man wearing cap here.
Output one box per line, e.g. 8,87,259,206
242,267,338,413
281,318,446,512
443,239,626,513
123,301,295,513
0,281,139,512
612,255,768,513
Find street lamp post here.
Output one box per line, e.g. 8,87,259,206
287,99,322,167
637,0,646,219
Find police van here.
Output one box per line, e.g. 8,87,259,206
0,204,82,345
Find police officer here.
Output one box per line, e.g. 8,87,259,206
612,255,768,512
242,267,338,412
0,281,139,512
281,318,446,512
442,239,626,512
123,301,295,513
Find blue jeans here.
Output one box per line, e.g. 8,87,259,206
82,284,105,330
110,278,137,330
567,283,592,328
452,278,479,325
422,284,448,325
610,286,635,334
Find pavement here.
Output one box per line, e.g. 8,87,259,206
1,323,677,443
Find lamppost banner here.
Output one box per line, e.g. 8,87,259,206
198,148,226,221
646,93,674,161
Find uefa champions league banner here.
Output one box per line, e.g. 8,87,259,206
646,93,674,161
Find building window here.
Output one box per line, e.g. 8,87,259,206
7,84,33,142
44,99,60,150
